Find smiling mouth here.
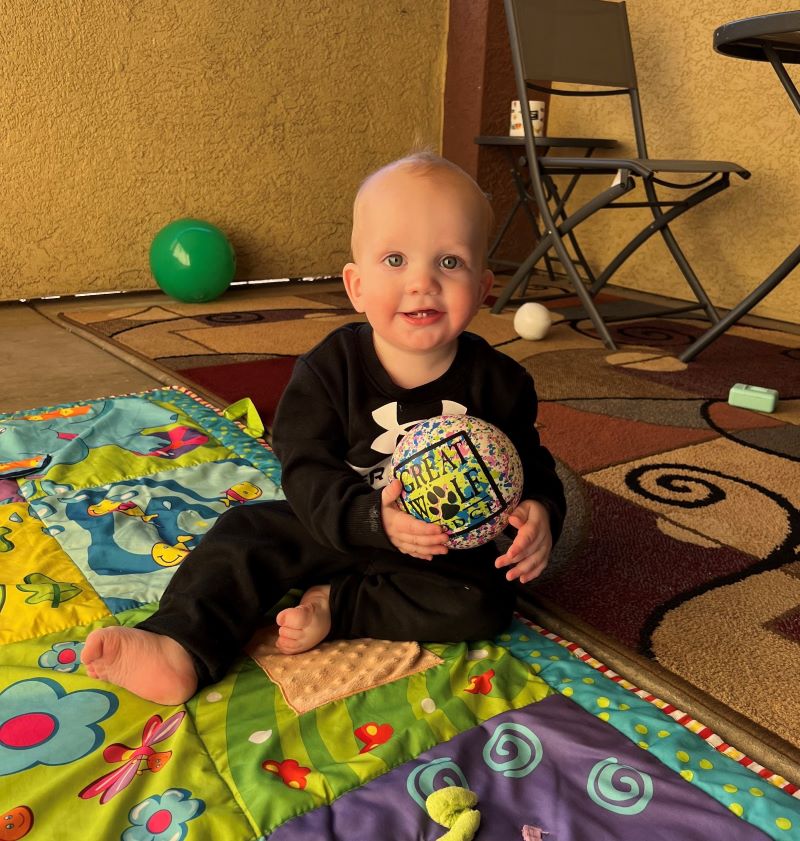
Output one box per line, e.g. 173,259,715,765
403,309,440,319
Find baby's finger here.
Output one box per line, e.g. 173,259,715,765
505,551,548,583
405,516,448,535
414,527,449,544
495,540,525,569
400,542,435,560
519,557,549,584
503,562,526,582
494,552,514,569
412,533,450,551
507,505,529,529
381,479,403,505
402,532,449,558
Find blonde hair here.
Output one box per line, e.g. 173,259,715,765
352,151,495,256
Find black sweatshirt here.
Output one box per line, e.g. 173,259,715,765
272,323,566,554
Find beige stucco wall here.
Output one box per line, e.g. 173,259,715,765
547,0,800,325
0,0,447,300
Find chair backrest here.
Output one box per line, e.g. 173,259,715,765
505,0,638,89
504,0,648,158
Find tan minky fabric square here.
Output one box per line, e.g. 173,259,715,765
246,628,443,714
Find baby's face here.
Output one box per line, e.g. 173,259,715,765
343,167,493,363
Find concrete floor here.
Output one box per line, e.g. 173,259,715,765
1,300,164,414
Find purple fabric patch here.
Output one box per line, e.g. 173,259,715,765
0,478,24,504
270,695,769,840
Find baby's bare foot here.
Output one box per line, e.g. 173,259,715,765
275,585,332,654
83,626,198,705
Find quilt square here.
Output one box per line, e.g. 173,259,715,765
1,394,233,502
28,459,281,614
0,502,109,644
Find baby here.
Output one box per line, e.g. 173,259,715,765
83,151,566,704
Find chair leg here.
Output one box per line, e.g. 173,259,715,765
542,173,598,285
564,226,597,286
589,178,730,295
492,177,634,342
546,229,618,350
491,224,617,349
643,181,721,325
513,160,558,284
679,242,800,361
657,223,721,325
491,237,552,313
488,197,522,261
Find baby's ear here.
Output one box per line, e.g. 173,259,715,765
343,263,365,313
478,268,494,304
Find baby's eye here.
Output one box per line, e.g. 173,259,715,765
440,255,461,269
384,254,404,268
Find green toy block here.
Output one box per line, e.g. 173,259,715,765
727,383,779,413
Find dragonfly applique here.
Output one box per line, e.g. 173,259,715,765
78,711,186,804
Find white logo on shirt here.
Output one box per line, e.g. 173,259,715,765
347,400,467,488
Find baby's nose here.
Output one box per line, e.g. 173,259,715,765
406,268,439,293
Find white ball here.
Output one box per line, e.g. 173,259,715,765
513,302,551,341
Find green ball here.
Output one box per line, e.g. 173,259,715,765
149,218,236,303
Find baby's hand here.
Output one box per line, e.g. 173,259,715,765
495,499,552,584
381,479,450,560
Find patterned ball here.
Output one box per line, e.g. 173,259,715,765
391,415,524,549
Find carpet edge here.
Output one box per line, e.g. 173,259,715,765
52,309,231,410
517,590,800,787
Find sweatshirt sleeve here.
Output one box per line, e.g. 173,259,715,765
271,357,394,553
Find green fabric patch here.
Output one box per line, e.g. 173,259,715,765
220,640,552,834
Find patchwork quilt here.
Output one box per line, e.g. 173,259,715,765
1,387,798,840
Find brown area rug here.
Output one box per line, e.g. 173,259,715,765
58,281,800,779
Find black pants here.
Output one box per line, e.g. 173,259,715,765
137,500,516,687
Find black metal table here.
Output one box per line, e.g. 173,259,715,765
474,135,617,284
680,11,800,361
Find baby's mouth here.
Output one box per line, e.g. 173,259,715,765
403,309,440,319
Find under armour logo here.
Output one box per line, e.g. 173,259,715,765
370,400,467,454
347,400,469,488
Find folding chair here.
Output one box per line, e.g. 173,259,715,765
491,0,751,351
